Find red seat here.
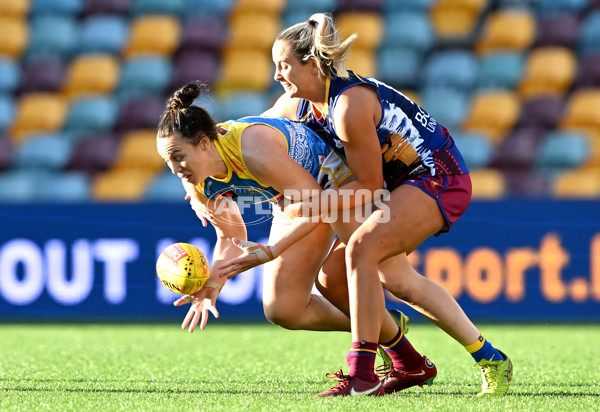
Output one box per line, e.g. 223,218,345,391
535,13,579,48
575,53,600,89
180,18,228,53
517,96,565,130
115,96,164,132
0,136,13,171
503,170,549,197
490,127,545,170
171,50,220,91
68,134,120,176
19,58,66,93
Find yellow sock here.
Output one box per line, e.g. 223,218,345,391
464,334,486,354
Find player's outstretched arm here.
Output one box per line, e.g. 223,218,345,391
176,183,248,332
173,287,220,333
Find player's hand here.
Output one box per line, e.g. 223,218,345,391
173,287,220,333
218,238,279,279
185,194,214,227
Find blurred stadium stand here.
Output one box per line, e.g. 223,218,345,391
1,0,600,202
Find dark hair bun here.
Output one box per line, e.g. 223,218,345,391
168,81,203,111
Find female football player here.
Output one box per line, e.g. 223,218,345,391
221,13,513,397
157,81,433,396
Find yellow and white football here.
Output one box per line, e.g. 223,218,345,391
156,243,210,295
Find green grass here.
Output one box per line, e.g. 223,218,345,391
0,322,598,411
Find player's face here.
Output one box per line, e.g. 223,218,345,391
157,134,210,185
272,40,317,98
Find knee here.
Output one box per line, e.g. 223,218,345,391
263,302,301,330
345,233,379,271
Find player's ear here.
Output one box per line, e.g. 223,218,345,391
199,134,210,150
308,58,319,75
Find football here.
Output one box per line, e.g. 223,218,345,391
156,243,210,295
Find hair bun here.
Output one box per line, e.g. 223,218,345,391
168,81,203,111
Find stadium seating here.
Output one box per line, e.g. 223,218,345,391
0,170,39,202
502,169,548,197
171,50,221,91
422,87,470,132
217,49,273,92
19,58,66,93
490,127,545,170
0,97,15,134
377,47,421,89
144,169,187,202
0,59,21,93
518,47,577,99
517,96,564,130
578,10,600,56
336,12,384,50
235,0,286,14
30,0,83,16
1,0,600,202
218,92,271,121
111,129,165,172
82,0,132,16
552,167,600,198
123,15,181,57
179,18,228,53
10,93,68,143
384,0,435,12
476,9,536,54
27,15,78,60
338,0,384,12
14,134,74,171
62,54,120,99
0,17,29,58
0,136,13,171
534,0,590,18
469,169,507,199
92,168,157,201
184,0,235,18
118,56,173,100
115,96,164,131
36,171,91,202
64,96,119,133
430,0,487,41
345,48,377,78
535,13,579,48
132,0,186,16
560,89,600,131
68,133,121,175
576,52,600,89
462,90,521,144
381,11,434,55
422,50,479,92
476,52,524,91
534,130,590,170
452,132,493,170
0,0,30,18
78,15,129,54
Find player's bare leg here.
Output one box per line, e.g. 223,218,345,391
261,216,349,331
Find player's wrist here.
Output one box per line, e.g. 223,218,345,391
204,279,224,292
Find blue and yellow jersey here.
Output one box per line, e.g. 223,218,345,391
197,116,331,203
296,71,469,187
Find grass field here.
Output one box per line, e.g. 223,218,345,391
1,322,598,411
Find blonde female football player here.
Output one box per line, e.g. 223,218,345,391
221,13,513,397
156,81,432,396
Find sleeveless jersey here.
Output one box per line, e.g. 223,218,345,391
296,71,469,188
198,116,330,203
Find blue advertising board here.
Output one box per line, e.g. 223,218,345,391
0,200,598,322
